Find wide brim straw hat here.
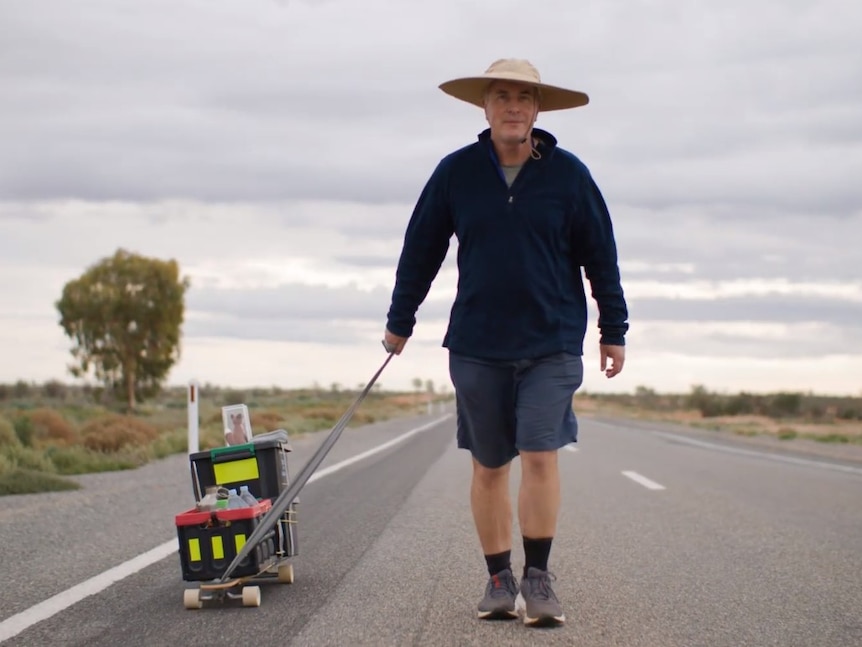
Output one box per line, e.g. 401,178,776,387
438,58,589,112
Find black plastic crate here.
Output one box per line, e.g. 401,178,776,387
175,499,276,581
188,438,299,560
189,438,292,502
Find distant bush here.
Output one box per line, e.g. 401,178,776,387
299,406,340,424
13,380,31,399
768,392,802,418
222,390,247,407
837,407,862,421
725,392,757,416
250,410,285,432
80,414,159,452
42,380,69,400
687,385,724,417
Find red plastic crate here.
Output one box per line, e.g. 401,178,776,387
175,499,275,581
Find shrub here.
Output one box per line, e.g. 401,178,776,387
814,434,849,444
777,427,798,440
80,414,159,452
0,453,12,475
0,416,19,447
13,416,33,446
150,429,188,459
0,469,79,495
2,443,57,473
46,445,144,475
16,408,78,448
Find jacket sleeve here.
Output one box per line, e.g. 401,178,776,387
386,161,454,338
572,167,629,346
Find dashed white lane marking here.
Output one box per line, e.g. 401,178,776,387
622,470,666,490
0,414,452,644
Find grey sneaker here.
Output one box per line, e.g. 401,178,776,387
477,569,519,620
520,567,565,627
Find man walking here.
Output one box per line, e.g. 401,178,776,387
383,58,629,627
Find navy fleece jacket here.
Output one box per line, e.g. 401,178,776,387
386,127,628,360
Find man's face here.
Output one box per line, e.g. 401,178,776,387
483,80,539,145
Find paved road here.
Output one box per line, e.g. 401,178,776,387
1,412,861,646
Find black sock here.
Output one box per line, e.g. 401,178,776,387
523,536,553,577
484,550,512,576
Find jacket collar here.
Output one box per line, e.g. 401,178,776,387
477,127,557,150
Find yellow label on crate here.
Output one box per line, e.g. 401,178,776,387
188,538,201,562
213,457,259,485
212,536,224,560
235,534,246,553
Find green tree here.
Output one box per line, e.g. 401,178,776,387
56,249,190,411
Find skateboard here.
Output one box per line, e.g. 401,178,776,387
182,561,295,609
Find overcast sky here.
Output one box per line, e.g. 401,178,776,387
1,0,860,396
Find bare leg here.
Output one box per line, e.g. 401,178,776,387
470,458,512,555
518,450,560,539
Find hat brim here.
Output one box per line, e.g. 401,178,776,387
438,73,589,112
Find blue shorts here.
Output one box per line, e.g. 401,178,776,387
448,351,584,469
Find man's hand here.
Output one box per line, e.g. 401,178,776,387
382,329,409,355
600,344,625,378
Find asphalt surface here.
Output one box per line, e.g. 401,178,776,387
1,409,861,646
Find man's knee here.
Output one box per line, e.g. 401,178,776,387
519,450,558,479
472,458,511,488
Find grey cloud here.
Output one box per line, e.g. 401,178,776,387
187,282,452,323
636,321,861,360
332,254,402,270
628,295,861,327
3,0,861,219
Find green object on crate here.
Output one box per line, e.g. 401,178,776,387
210,444,260,486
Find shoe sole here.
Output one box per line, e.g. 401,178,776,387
523,613,565,628
477,609,519,620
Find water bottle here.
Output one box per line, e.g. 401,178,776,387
227,488,246,509
239,485,258,507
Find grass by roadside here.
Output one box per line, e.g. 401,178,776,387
0,383,445,496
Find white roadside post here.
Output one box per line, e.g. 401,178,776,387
187,379,200,454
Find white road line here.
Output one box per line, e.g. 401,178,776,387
563,444,579,453
0,414,452,644
622,470,666,490
653,431,862,476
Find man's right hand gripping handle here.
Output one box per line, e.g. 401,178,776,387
382,329,408,355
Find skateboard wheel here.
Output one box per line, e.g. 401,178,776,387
183,589,202,610
277,563,294,584
242,586,261,607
